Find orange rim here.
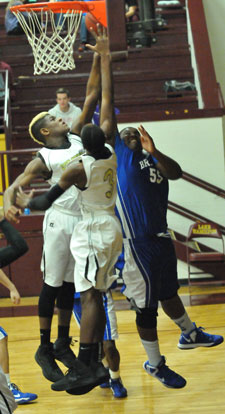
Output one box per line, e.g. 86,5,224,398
10,1,107,26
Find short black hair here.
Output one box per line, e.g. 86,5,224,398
56,88,70,97
81,124,105,154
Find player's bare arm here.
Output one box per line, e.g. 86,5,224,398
71,53,101,135
4,157,50,222
0,269,20,305
16,162,87,212
138,124,182,180
86,25,116,146
58,162,87,191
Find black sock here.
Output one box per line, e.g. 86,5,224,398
40,329,51,345
91,343,103,363
58,325,70,339
78,343,93,366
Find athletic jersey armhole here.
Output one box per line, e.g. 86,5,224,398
37,152,47,167
37,151,52,179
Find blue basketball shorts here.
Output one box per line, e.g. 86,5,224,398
116,235,180,309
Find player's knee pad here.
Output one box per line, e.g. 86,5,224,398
136,307,158,329
38,283,60,317
56,282,75,310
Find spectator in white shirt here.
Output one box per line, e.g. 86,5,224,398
48,88,82,130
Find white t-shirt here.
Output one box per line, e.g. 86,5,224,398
48,102,82,129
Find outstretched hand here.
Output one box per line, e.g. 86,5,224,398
85,24,110,56
16,187,34,210
138,125,156,154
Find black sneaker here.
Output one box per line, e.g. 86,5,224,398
53,337,77,368
90,361,110,387
35,343,64,382
66,361,110,395
51,359,95,393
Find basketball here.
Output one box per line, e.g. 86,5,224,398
85,12,99,35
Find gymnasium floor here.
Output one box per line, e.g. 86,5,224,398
1,284,225,414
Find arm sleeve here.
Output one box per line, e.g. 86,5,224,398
0,219,28,268
27,184,65,211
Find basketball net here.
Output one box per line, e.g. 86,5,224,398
13,9,82,75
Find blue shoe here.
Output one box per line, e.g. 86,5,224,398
110,378,127,398
9,383,38,404
143,357,186,389
178,323,224,349
100,380,110,388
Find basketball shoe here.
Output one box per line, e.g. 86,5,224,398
110,378,127,398
143,356,186,388
51,360,109,395
53,337,77,368
9,383,38,404
178,323,224,349
35,343,64,382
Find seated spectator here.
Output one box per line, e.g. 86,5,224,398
48,88,82,130
125,0,139,22
5,0,28,35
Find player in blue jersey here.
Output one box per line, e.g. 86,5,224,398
115,124,223,389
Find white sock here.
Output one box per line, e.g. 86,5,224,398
102,357,109,368
141,339,162,367
109,369,120,380
173,311,195,334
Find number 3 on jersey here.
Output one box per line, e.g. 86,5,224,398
149,167,163,183
104,168,114,198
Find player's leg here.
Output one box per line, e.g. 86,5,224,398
35,209,77,381
102,290,127,398
121,238,186,389
0,328,38,404
51,287,108,394
51,217,121,394
159,238,224,349
54,281,76,367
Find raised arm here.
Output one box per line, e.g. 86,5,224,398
138,125,182,180
70,52,101,135
85,25,117,147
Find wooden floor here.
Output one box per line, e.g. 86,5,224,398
2,297,225,414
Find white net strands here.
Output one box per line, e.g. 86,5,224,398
13,9,82,75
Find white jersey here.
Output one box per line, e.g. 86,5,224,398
38,133,83,215
80,144,117,216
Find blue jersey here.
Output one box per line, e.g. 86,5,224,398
115,133,169,239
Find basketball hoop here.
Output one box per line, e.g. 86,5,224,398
10,1,107,75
